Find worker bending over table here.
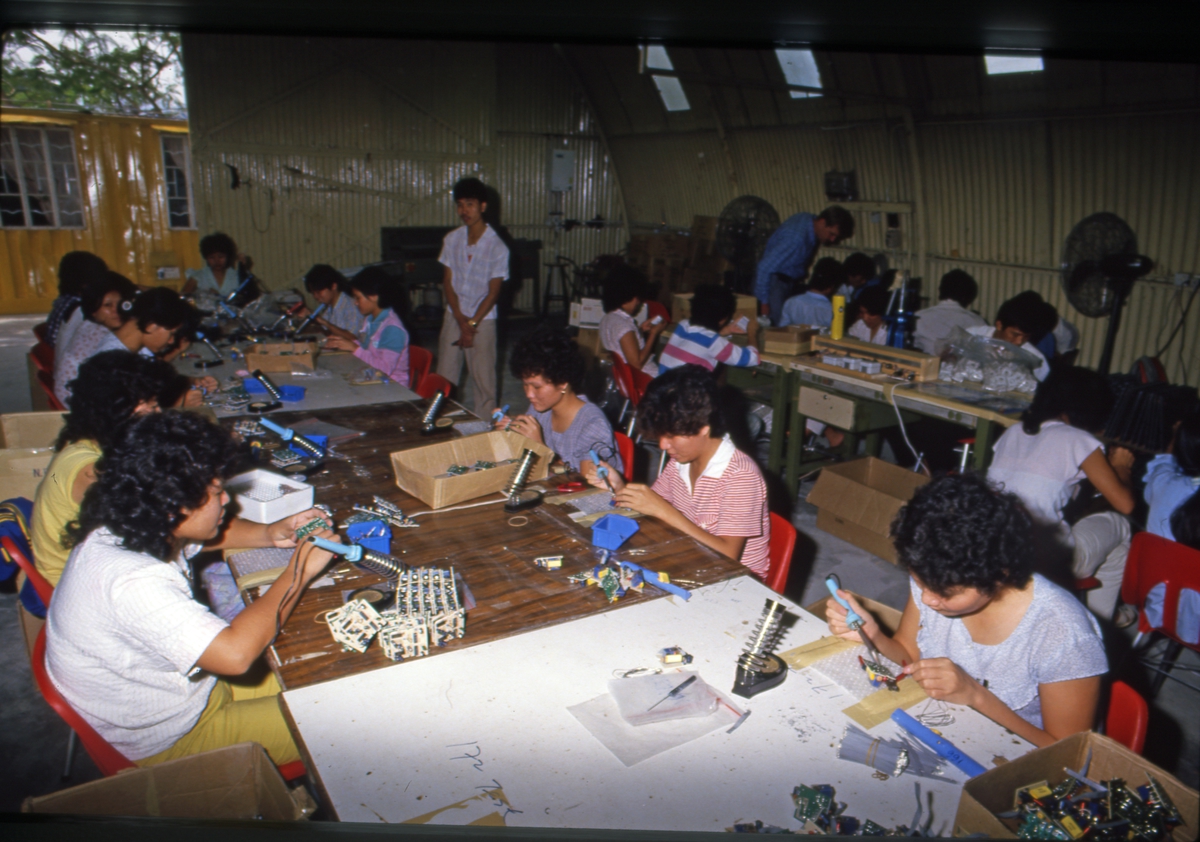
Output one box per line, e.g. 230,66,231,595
297,263,361,334
965,292,1055,381
324,266,412,386
754,205,854,324
495,327,621,476
46,411,336,767
658,284,759,373
584,364,770,578
827,472,1106,748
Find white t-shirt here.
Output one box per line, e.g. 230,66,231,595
965,324,1050,381
438,224,510,322
599,309,659,376
911,574,1106,729
913,299,987,354
987,421,1103,540
45,528,228,760
848,319,887,344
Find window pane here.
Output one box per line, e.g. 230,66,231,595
46,129,83,227
645,45,673,71
15,128,52,226
652,74,691,112
984,55,1044,75
0,128,27,227
775,48,823,98
161,134,192,228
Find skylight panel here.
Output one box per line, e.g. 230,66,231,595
652,74,691,111
984,54,1044,75
645,44,674,71
775,48,822,98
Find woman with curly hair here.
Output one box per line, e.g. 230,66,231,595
45,411,336,766
182,232,250,298
31,350,189,589
324,266,411,386
826,473,1107,748
494,327,621,476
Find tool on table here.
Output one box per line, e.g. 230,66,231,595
732,598,789,698
590,448,617,497
890,709,987,778
613,559,691,601
503,448,544,512
420,390,452,435
825,573,900,692
258,417,326,460
307,535,408,580
646,674,698,711
555,481,586,493
291,302,326,335
193,330,225,369
249,369,284,412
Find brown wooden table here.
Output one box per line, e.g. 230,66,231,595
227,400,744,690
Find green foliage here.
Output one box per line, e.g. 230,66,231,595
2,28,185,117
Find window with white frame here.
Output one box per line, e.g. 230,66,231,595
642,45,691,112
160,133,194,229
0,125,84,228
775,49,823,98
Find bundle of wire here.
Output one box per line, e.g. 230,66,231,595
836,724,950,780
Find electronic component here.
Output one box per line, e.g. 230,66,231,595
732,598,788,698
534,555,563,569
659,646,693,665
326,599,385,653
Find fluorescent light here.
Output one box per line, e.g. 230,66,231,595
776,48,823,98
652,74,691,111
984,54,1044,75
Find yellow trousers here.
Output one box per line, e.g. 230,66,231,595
136,668,300,767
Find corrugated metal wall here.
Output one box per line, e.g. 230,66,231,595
181,36,626,312
569,46,1200,384
0,110,200,314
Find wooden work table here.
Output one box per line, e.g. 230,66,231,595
226,401,745,691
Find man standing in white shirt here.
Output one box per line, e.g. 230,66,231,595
436,178,510,418
913,269,987,354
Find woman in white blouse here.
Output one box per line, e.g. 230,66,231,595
598,264,666,376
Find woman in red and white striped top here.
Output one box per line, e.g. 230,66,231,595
584,364,770,578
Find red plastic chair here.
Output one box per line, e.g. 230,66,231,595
37,370,66,411
1,534,54,609
416,372,453,400
33,322,49,343
613,432,635,482
408,346,432,394
1105,680,1148,754
1120,532,1200,697
765,512,797,594
31,342,55,373
610,353,654,437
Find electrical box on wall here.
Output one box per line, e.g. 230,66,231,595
548,150,575,191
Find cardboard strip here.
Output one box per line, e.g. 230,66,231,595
842,678,928,729
779,635,858,670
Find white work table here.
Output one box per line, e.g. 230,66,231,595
283,575,1032,832
179,350,419,417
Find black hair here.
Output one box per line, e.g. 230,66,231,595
58,350,188,450
199,232,238,266
892,472,1034,598
1021,367,1115,435
842,252,876,281
602,263,649,313
452,177,490,204
304,264,347,294
1170,493,1200,552
69,411,246,561
638,364,727,440
80,271,138,321
817,206,855,240
128,287,191,333
349,265,407,319
996,291,1053,341
856,286,891,317
508,327,586,393
688,284,737,332
1174,411,1200,477
57,251,109,298
807,256,846,293
939,269,978,307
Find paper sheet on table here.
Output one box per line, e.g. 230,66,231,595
842,677,928,729
402,787,515,826
779,635,858,669
568,688,743,767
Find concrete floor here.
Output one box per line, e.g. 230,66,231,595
1,313,1195,816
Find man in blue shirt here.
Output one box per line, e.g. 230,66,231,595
778,258,845,328
754,206,854,324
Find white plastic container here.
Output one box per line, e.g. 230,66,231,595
227,468,314,524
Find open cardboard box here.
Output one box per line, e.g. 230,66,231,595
954,731,1198,841
391,430,555,509
243,340,319,372
1,411,66,449
0,446,55,501
22,742,313,820
806,457,928,564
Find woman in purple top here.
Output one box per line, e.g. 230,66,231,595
494,328,622,477
325,266,410,387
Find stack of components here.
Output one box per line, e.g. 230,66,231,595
998,771,1183,842
1105,378,1199,453
730,782,931,835
326,567,465,661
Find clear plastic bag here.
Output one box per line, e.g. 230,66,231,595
607,671,719,726
939,327,1041,394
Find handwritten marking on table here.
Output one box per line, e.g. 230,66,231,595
448,740,485,771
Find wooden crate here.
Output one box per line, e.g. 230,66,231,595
810,336,939,381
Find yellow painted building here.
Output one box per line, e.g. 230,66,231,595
0,108,201,315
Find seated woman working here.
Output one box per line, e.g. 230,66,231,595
598,264,666,376
32,350,190,589
299,263,361,334
324,266,411,386
54,263,132,357
826,472,1106,748
181,232,254,301
658,284,759,373
584,364,770,578
46,411,336,766
495,328,622,476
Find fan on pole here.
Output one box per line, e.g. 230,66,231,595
716,196,780,294
1060,212,1154,374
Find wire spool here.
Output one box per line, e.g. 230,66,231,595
251,369,284,401
503,448,543,512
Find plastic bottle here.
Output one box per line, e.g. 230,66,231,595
831,295,846,340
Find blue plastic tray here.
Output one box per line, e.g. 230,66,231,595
591,513,639,550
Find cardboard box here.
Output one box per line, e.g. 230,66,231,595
0,446,55,501
953,731,1198,841
243,341,318,372
806,457,929,564
391,431,555,509
0,411,65,449
671,292,759,347
568,298,605,329
22,742,312,820
762,325,817,356
574,327,605,367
